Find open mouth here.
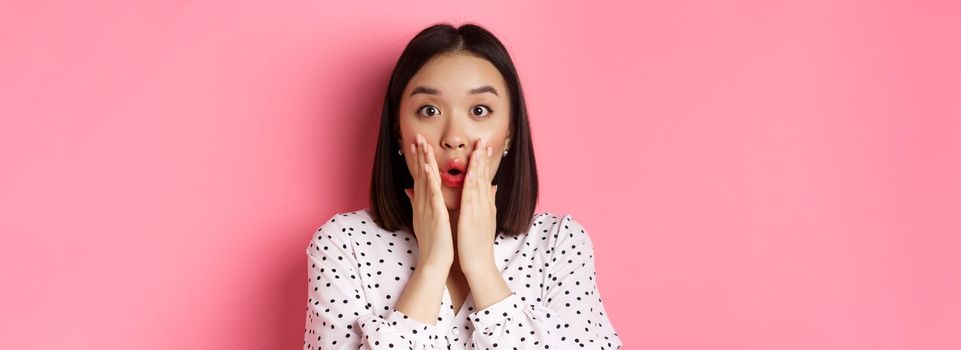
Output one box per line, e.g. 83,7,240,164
440,163,466,187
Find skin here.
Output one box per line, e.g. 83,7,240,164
392,51,515,325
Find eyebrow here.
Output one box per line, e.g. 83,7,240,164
409,85,499,97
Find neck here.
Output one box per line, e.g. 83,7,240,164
448,208,459,238
448,208,461,270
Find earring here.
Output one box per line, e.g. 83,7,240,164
397,149,403,156
503,148,509,156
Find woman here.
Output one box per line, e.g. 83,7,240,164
304,23,622,349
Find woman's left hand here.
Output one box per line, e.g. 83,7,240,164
456,136,499,273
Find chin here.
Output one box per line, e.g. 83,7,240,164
443,199,460,210
442,187,461,211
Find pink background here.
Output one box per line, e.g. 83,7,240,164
2,1,959,349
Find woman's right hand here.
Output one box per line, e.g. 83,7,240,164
403,133,454,268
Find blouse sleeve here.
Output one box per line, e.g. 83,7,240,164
303,216,441,349
465,214,623,349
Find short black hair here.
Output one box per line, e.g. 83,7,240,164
368,22,539,236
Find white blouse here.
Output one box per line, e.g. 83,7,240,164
302,208,622,349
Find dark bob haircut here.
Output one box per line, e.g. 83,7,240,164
368,22,539,237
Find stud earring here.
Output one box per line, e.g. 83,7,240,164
503,148,509,156
397,149,403,156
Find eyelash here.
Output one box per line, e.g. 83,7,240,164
416,104,494,118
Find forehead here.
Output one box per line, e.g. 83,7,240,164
405,52,507,96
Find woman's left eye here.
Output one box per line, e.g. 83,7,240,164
471,105,493,117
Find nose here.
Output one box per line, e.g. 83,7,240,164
440,111,477,153
442,136,466,151
440,124,467,151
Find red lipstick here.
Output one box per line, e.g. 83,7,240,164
440,158,466,188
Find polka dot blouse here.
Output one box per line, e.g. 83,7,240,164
303,208,622,349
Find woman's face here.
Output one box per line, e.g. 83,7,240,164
398,52,512,211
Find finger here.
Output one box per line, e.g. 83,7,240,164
424,142,442,189
424,143,445,208
417,159,428,210
417,134,431,208
417,134,440,205
481,139,493,185
475,137,491,186
414,134,424,183
481,140,496,204
465,137,486,200
487,142,495,183
421,163,431,207
408,142,418,187
464,139,477,187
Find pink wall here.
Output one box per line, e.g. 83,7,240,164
2,1,959,349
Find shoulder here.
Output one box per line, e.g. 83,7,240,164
528,211,594,251
307,208,377,253
315,208,375,232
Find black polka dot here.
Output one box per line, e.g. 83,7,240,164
303,209,622,349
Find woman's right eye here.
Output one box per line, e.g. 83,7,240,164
417,105,440,117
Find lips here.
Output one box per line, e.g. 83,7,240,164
440,158,467,188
